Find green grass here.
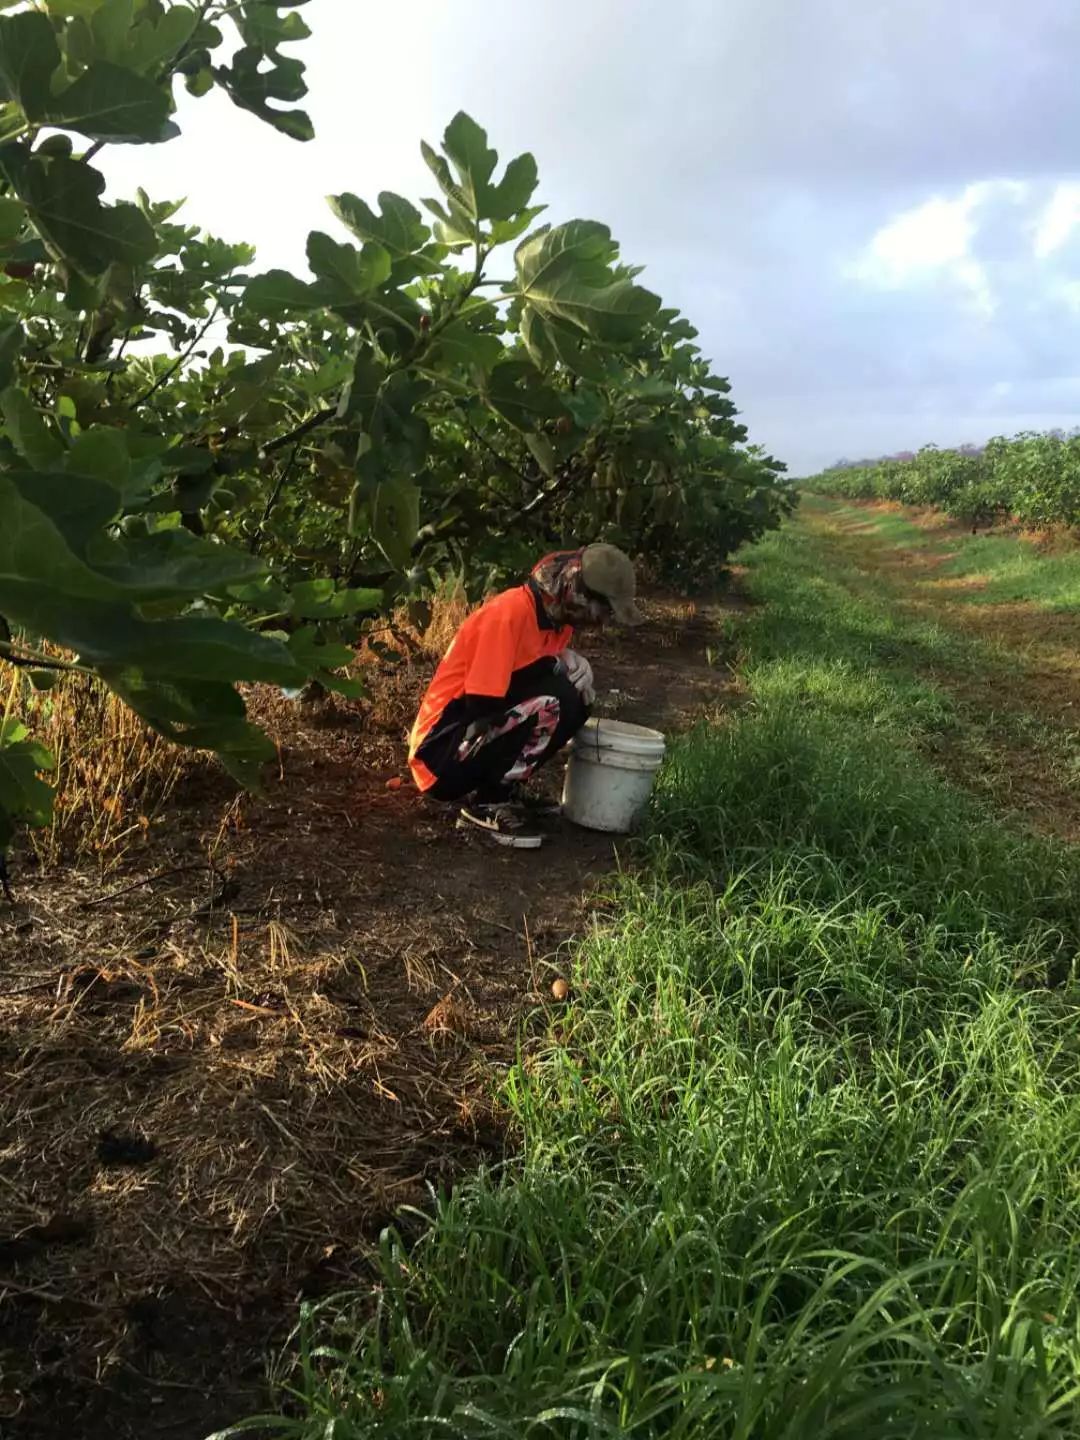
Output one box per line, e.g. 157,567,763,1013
221,518,1080,1439
804,493,1080,612
939,537,1080,611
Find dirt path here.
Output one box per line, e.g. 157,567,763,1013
804,496,1080,839
0,596,737,1440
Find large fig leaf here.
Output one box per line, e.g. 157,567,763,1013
485,360,570,433
241,268,324,315
0,12,60,122
371,478,419,570
214,45,312,141
329,191,430,259
46,62,177,144
306,231,391,302
103,672,276,789
0,144,157,275
0,469,123,604
421,111,539,234
236,4,311,54
85,529,269,600
1,387,65,469
514,220,660,344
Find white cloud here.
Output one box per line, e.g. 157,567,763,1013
849,180,1027,317
1032,182,1080,258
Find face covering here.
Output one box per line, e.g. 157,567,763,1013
528,548,606,628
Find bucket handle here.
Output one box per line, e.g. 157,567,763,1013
589,718,604,759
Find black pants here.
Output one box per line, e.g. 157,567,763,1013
417,659,589,803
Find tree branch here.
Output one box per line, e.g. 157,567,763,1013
132,303,220,407
462,415,534,487
0,645,86,675
260,407,337,458
249,442,301,554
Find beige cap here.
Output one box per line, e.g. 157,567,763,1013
581,543,644,626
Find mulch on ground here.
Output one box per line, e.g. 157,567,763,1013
0,595,737,1440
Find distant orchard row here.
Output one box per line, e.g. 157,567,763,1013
801,432,1080,530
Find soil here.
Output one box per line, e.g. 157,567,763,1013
0,595,739,1440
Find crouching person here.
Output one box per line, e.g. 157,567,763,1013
408,544,643,848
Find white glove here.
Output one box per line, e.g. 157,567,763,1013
560,649,595,706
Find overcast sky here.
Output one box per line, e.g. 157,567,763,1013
100,0,1080,474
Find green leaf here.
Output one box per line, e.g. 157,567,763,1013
420,192,474,248
66,426,131,493
214,45,312,142
423,112,539,229
0,468,243,638
0,321,22,388
0,145,157,276
5,466,120,553
89,0,139,63
59,605,307,684
46,62,177,144
306,231,391,301
85,528,268,600
315,670,366,700
486,153,540,222
525,431,555,477
334,285,422,347
514,220,660,343
486,360,570,432
337,349,387,428
43,1,105,15
1,387,64,469
289,579,382,619
372,478,419,570
236,5,311,54
0,474,120,631
367,370,431,466
542,319,618,383
0,12,61,122
127,5,201,72
103,670,276,788
439,111,497,217
0,716,54,845
0,103,25,142
429,314,504,373
328,190,429,259
489,204,546,246
0,194,26,246
340,357,429,469
242,267,322,314
286,625,354,671
185,66,213,98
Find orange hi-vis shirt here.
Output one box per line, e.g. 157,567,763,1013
408,584,573,791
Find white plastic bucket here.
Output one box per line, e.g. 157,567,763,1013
561,718,666,834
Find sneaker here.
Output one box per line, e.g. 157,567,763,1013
478,782,561,818
457,802,544,849
506,785,562,819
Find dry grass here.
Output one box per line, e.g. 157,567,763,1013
1,836,518,1429
7,585,473,876
15,665,189,872
417,578,472,659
